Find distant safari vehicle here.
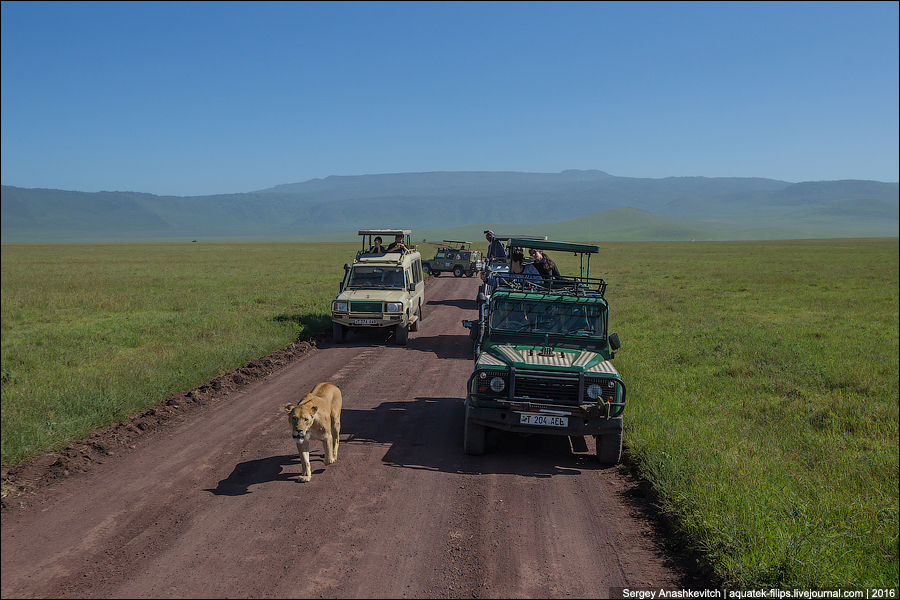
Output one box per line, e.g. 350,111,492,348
331,230,425,345
422,240,481,278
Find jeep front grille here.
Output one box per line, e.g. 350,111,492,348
514,372,580,405
350,301,382,313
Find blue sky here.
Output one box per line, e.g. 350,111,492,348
2,1,898,197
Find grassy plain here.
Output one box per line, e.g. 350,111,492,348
2,238,898,589
1,242,356,465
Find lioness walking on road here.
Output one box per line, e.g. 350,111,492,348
285,382,342,482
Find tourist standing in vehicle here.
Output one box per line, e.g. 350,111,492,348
485,230,506,260
530,249,561,280
387,234,408,253
369,236,385,253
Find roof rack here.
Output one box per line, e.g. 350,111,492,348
507,238,599,254
490,273,607,298
358,229,412,236
489,234,548,242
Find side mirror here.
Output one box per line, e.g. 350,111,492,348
343,263,351,272
609,332,621,352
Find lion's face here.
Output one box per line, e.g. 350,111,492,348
285,403,319,443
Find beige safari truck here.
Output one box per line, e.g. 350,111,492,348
331,230,425,345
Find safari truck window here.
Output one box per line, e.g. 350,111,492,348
347,266,405,289
489,300,605,336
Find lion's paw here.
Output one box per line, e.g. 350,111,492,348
298,475,311,483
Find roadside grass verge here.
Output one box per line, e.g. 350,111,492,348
2,238,897,589
1,242,355,466
556,239,897,590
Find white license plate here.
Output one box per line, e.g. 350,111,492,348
354,319,377,325
519,412,568,427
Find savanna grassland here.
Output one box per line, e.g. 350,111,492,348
2,238,898,590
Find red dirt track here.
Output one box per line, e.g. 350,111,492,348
2,274,698,598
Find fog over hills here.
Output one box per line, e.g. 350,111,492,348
2,170,897,242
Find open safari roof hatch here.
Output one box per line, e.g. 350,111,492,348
508,237,600,281
356,229,415,260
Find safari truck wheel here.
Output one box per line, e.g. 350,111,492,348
394,322,409,345
466,269,475,277
410,304,421,332
595,429,622,465
332,322,346,343
463,403,486,455
453,265,464,278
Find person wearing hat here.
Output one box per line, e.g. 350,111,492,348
484,230,506,260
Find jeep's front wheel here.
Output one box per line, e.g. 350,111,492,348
409,303,421,332
463,403,486,455
394,322,409,345
332,322,346,343
453,266,464,278
595,429,622,465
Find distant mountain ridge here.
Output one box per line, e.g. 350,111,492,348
2,170,897,242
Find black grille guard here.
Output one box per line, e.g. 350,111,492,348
466,369,627,418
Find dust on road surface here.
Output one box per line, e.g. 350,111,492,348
2,274,702,598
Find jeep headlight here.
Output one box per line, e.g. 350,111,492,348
476,370,509,395
586,383,603,400
332,301,348,312
385,302,403,313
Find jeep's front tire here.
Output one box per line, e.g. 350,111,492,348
332,322,346,343
394,322,409,345
463,403,486,455
595,429,622,464
453,266,464,278
410,303,421,332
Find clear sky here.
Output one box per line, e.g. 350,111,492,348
2,1,898,197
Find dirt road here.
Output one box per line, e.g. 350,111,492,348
1,274,692,598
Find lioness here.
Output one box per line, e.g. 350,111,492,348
284,382,342,483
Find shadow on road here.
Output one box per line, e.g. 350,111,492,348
426,297,478,310
340,396,603,478
204,454,318,496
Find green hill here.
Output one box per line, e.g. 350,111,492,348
2,171,897,242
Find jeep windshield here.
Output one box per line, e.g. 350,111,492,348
347,266,405,289
489,299,605,337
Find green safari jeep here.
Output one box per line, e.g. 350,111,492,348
462,238,626,464
422,240,481,278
